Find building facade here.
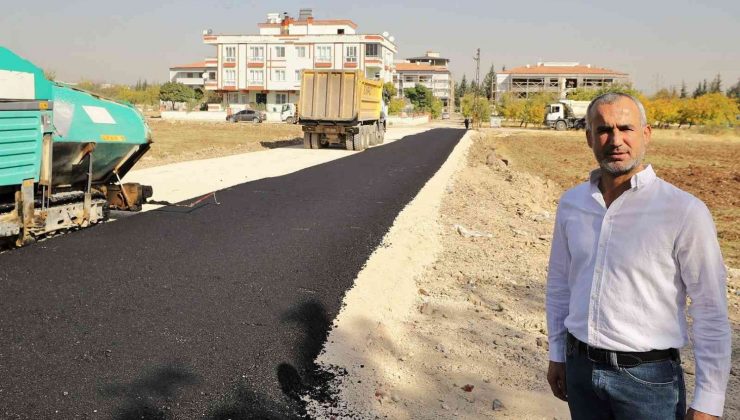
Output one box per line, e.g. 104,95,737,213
203,9,397,114
393,51,453,112
168,59,218,93
496,62,629,99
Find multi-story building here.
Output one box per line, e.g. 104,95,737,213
203,9,397,115
393,51,453,112
496,62,629,99
168,59,218,93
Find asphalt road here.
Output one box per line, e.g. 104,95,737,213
0,128,464,419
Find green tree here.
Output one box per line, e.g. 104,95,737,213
497,92,526,122
430,97,443,119
159,82,195,110
461,93,490,127
567,83,643,101
520,93,557,127
482,64,496,100
693,80,707,98
388,97,406,115
680,81,688,98
458,74,468,98
382,82,397,103
727,78,740,105
404,84,434,112
708,74,722,93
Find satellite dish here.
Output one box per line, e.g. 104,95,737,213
202,29,213,35
389,36,395,43
382,31,389,38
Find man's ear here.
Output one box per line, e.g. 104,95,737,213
643,124,652,147
586,129,593,148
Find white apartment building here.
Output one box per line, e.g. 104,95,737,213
168,59,218,93
203,9,397,115
393,51,453,112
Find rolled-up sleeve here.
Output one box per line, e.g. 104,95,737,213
677,199,731,417
546,205,571,362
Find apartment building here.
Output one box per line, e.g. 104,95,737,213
168,59,218,92
496,62,629,99
393,51,453,112
203,9,397,115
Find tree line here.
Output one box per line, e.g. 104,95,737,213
455,67,739,128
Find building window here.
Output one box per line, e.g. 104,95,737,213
276,93,287,104
249,46,264,61
337,29,345,34
225,46,236,63
249,70,263,83
295,70,301,81
316,46,332,62
224,69,236,85
274,69,286,81
209,71,216,80
345,46,357,63
365,43,379,57
275,46,285,58
296,46,306,58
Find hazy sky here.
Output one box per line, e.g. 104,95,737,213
2,0,738,93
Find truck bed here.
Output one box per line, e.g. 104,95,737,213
299,70,382,123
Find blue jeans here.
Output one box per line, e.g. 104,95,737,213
566,340,686,419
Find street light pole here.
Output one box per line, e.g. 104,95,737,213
473,48,481,127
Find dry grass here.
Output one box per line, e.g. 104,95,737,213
136,119,303,169
486,128,740,267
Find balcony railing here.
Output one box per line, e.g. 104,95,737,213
175,77,207,85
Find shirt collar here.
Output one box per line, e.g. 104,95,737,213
589,164,656,190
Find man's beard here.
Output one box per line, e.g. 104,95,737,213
598,149,645,176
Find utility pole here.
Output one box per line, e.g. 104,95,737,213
473,48,480,127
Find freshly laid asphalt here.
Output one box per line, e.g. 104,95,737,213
0,128,464,419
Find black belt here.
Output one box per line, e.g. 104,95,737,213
567,333,679,368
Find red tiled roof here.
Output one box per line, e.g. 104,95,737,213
500,65,626,75
170,61,216,69
395,63,450,73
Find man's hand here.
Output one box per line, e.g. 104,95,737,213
686,408,718,420
547,361,567,401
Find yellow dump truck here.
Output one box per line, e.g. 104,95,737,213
298,70,385,151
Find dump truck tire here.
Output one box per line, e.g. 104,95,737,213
369,124,378,146
310,133,322,149
378,124,385,144
556,120,567,131
346,132,358,151
303,133,312,149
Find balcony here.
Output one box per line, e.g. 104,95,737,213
175,77,207,86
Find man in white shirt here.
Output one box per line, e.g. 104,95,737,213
545,93,731,419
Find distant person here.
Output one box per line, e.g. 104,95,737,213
545,93,730,420
464,117,470,130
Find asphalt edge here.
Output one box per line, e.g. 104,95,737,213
306,128,476,416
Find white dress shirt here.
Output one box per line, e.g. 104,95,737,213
546,165,731,416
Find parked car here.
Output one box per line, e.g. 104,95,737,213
441,112,450,120
227,109,264,123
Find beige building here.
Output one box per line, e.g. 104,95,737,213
168,59,217,93
496,62,629,98
394,51,454,112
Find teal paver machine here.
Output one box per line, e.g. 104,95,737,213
0,47,153,246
